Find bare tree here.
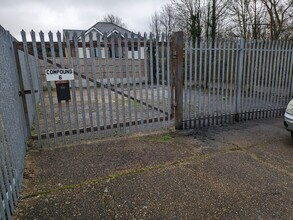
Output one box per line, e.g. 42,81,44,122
160,3,178,36
204,0,228,41
171,0,203,42
150,11,162,36
260,0,293,40
101,14,127,28
227,0,265,39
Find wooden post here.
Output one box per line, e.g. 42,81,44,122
171,31,184,130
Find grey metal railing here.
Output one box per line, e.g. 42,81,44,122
0,26,29,220
182,38,293,128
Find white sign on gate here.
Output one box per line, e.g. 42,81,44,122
45,69,74,81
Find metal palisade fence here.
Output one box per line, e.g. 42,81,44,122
15,31,293,146
17,31,172,147
0,26,27,220
182,38,293,128
0,115,20,220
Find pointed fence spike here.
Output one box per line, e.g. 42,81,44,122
56,31,61,40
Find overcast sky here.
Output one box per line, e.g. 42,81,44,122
0,0,169,40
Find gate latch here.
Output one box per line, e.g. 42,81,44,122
19,90,38,96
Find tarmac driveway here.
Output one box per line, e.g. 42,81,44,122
13,117,293,219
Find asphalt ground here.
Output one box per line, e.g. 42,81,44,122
13,117,293,219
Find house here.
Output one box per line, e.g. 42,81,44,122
63,22,145,59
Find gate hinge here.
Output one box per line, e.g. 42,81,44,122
19,90,38,96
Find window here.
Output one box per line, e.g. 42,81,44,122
128,46,138,51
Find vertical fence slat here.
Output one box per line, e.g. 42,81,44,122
217,40,221,124
285,44,293,104
234,41,239,121
275,42,285,116
144,33,150,130
278,42,288,111
256,41,263,118
198,40,203,126
194,39,199,126
212,41,217,125
103,33,114,136
184,38,188,128
248,40,255,118
275,41,284,113
57,31,73,143
245,40,252,118
253,40,260,118
81,33,94,138
118,34,127,135
49,31,67,144
137,33,144,130
203,40,208,126
267,41,276,117
208,41,212,125
273,41,282,116
89,33,101,138
282,43,290,106
260,42,268,118
221,41,226,123
241,40,248,119
155,34,161,128
39,31,58,145
124,33,132,132
188,39,193,127
263,41,271,117
167,34,171,127
161,33,166,127
130,33,138,129
65,32,80,141
150,34,155,129
73,32,88,140
30,31,50,145
227,41,232,122
96,33,108,136
110,34,120,136
227,41,231,122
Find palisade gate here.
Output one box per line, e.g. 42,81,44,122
17,30,174,147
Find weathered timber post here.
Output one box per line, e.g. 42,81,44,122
171,31,184,129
